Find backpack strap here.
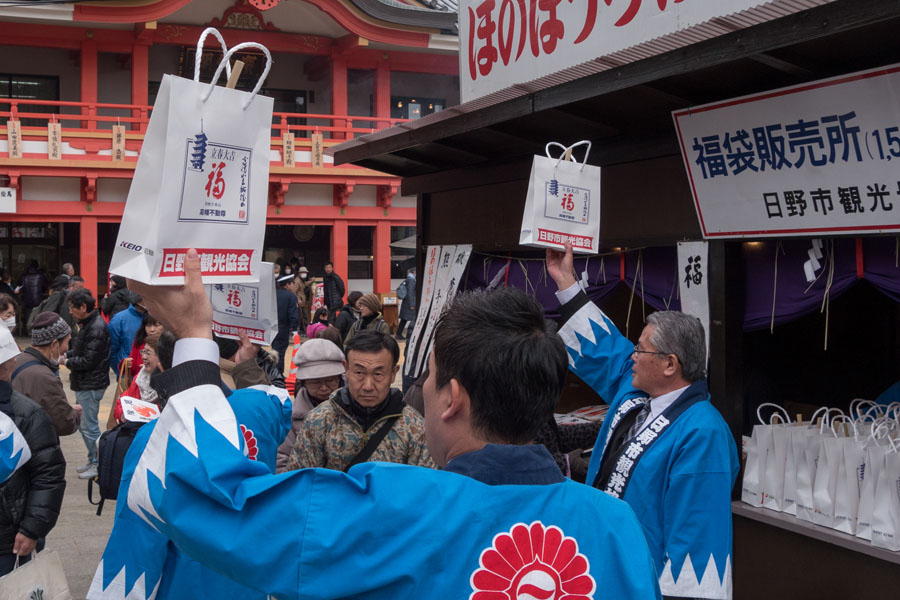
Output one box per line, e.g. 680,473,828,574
87,478,105,515
343,414,401,472
10,359,40,382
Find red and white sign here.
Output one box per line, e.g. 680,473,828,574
459,0,798,103
207,261,277,344
159,248,254,278
120,396,160,423
674,62,900,238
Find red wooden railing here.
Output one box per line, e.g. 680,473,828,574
0,98,408,164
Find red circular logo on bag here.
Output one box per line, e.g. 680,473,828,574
469,522,596,600
240,424,258,461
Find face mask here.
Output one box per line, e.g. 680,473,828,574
300,273,308,280
3,316,15,330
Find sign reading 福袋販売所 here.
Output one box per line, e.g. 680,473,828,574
459,0,794,103
674,63,900,238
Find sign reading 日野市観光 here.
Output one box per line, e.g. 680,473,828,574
673,62,900,238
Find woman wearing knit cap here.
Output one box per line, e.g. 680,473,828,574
344,293,389,345
275,338,345,472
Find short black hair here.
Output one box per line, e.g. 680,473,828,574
157,330,177,370
433,287,567,445
50,275,69,291
110,275,127,289
344,329,400,366
67,289,96,312
69,275,84,286
347,291,363,307
325,261,334,268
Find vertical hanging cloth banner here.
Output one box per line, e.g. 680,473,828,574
520,141,601,254
47,120,61,160
282,132,295,167
111,125,126,162
109,29,274,285
206,261,277,344
404,245,472,379
677,241,710,358
6,120,21,159
311,132,324,168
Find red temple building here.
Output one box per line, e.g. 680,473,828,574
0,0,459,296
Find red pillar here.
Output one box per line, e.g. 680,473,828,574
131,42,149,131
373,221,391,294
80,216,99,297
331,54,348,140
81,40,98,130
330,220,348,303
374,61,391,130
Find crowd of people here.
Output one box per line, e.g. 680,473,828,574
0,246,738,600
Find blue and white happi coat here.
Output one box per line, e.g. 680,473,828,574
91,362,662,600
558,291,739,600
0,410,30,484
88,383,292,600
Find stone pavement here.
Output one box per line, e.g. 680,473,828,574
46,367,117,600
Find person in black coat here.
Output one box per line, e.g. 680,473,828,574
397,268,417,340
102,275,136,319
333,290,363,341
61,288,109,479
274,274,300,374
322,262,345,321
0,326,66,576
18,261,49,316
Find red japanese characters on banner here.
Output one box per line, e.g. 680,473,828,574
459,0,782,102
158,248,254,277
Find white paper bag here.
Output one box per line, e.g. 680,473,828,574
0,550,72,600
110,32,274,285
870,441,900,551
741,403,788,508
207,261,277,344
520,141,601,254
832,425,865,534
795,425,825,524
811,431,843,528
857,438,889,541
763,420,794,512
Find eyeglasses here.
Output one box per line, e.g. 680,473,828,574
632,345,669,358
139,349,156,358
306,376,341,389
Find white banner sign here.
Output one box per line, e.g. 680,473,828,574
674,63,900,238
677,241,709,360
0,188,15,213
459,0,788,103
207,261,277,344
404,245,472,379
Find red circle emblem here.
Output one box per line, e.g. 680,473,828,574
240,424,258,461
469,522,596,600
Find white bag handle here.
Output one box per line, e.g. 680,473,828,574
203,42,273,110
830,415,857,438
545,140,592,172
888,436,900,454
850,398,878,420
194,28,231,83
756,402,790,425
870,421,893,443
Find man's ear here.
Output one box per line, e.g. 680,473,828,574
443,378,469,421
391,362,400,379
663,354,680,378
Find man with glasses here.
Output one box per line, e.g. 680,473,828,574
547,243,739,600
289,329,433,471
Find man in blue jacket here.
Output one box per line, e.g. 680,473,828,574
547,243,739,600
114,248,661,600
107,295,146,377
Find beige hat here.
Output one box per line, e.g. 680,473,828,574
0,326,18,364
292,338,345,380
